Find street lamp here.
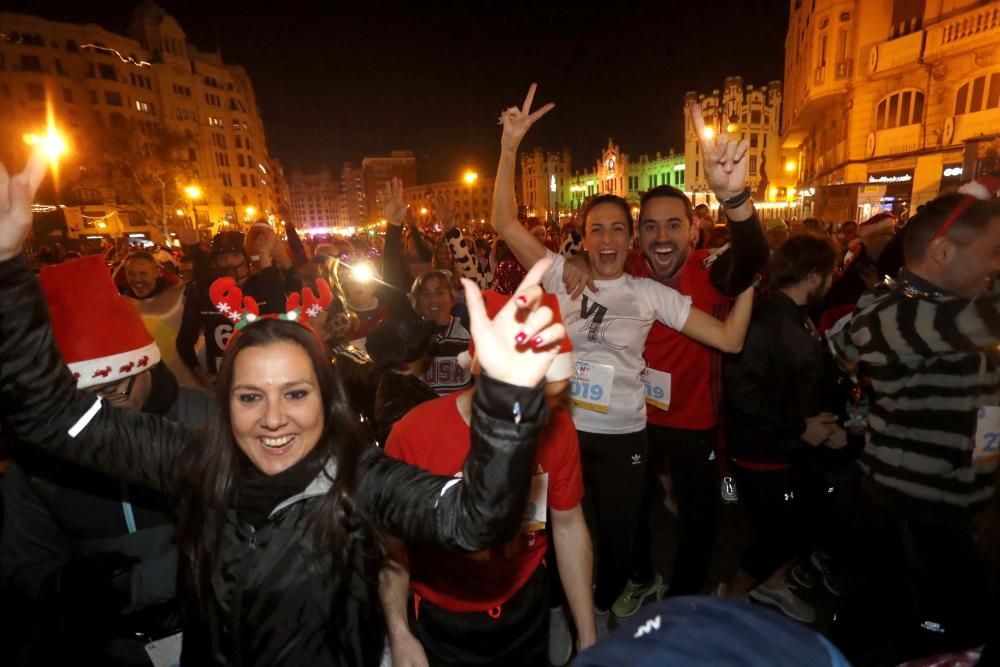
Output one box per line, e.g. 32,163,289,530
463,171,478,185
245,206,256,221
23,127,68,162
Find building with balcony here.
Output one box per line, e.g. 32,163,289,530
340,163,365,229
0,3,282,243
402,177,495,232
781,0,1000,222
684,77,791,214
288,167,339,232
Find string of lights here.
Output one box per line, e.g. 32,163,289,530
80,44,152,67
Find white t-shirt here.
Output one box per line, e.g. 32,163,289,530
542,250,692,434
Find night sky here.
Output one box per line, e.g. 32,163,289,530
8,0,789,182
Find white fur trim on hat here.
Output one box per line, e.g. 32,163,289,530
957,181,991,201
68,340,161,389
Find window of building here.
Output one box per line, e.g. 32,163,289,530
750,134,759,148
98,63,117,81
20,54,43,72
750,110,762,124
26,83,45,101
876,89,924,128
237,154,245,167
105,91,123,106
235,135,243,148
749,156,758,174
240,173,248,187
221,174,233,187
890,0,923,39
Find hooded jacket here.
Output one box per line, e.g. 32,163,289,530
0,253,547,667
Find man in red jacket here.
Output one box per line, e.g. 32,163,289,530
564,105,769,615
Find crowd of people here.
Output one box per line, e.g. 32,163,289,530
0,84,997,667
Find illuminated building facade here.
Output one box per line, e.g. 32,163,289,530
288,167,339,232
361,151,417,225
684,77,791,215
781,0,1000,222
402,177,495,231
0,3,281,242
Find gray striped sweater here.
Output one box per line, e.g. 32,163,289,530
830,269,999,519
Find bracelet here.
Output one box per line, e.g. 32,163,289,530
720,187,752,209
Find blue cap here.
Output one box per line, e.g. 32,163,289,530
573,597,851,667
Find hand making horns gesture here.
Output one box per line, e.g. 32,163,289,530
690,102,750,202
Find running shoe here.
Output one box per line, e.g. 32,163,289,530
611,572,665,618
749,581,817,624
548,605,573,666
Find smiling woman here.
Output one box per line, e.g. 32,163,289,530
0,146,569,667
489,84,758,617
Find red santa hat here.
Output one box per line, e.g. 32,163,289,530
457,291,574,382
858,212,896,238
39,255,160,389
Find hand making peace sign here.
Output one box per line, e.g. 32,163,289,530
500,83,556,153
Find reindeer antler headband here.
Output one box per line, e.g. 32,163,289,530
210,277,334,346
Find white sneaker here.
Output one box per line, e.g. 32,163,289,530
548,605,573,666
749,581,816,624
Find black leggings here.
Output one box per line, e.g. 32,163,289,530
631,425,719,595
577,429,648,611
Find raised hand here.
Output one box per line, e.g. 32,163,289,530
463,257,564,388
691,103,749,202
0,148,48,262
381,177,405,227
435,193,457,232
500,83,555,153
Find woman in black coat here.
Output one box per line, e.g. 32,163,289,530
0,149,566,666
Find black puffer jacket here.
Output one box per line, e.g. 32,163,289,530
0,253,547,667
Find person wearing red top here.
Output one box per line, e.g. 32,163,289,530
563,158,768,612
380,294,594,667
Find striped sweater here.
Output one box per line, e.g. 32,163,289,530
830,269,999,519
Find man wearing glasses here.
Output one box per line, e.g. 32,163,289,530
0,255,214,665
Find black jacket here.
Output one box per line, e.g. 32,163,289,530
0,253,547,667
724,291,829,465
0,364,215,663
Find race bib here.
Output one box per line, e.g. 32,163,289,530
522,470,548,532
570,360,614,413
641,368,671,412
145,632,182,667
973,407,1000,466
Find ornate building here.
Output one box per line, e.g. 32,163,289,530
0,2,283,242
684,77,790,212
781,0,1000,221
521,141,686,221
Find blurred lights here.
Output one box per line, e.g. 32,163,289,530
184,185,202,199
463,171,478,185
784,160,797,173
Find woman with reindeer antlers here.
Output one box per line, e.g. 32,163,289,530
0,149,567,666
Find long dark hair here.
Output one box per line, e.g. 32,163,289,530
174,318,375,619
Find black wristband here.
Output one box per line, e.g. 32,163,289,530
721,187,752,209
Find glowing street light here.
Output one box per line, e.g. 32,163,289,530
184,184,202,199
23,126,68,162
463,171,478,185
701,127,715,140
245,206,257,219
784,160,797,173
419,207,428,215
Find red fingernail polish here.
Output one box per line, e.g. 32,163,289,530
515,332,527,344
516,295,528,305
530,336,544,348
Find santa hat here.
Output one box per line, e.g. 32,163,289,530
39,255,160,389
858,212,895,238
957,173,1000,201
457,291,574,382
